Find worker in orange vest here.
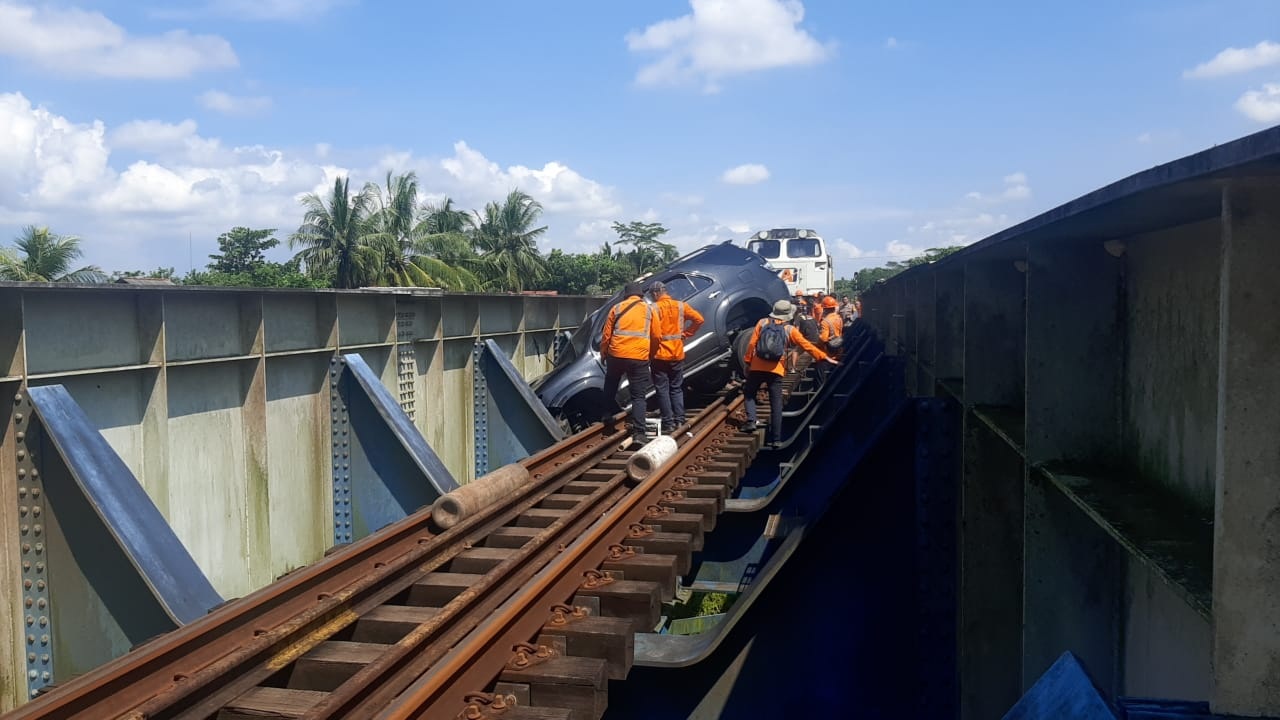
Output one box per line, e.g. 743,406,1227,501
819,295,844,353
743,299,838,447
600,282,660,445
811,291,824,323
647,280,705,433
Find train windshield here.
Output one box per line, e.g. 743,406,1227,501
747,239,781,259
787,238,823,257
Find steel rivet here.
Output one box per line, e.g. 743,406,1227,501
24,598,31,609
15,431,23,442
22,580,30,590
25,616,33,626
20,525,28,535
25,635,33,645
36,581,44,591
27,653,34,663
39,635,48,645
14,412,22,423
18,506,27,516
41,672,48,681
40,654,48,664
21,543,30,554
32,525,40,536
16,450,25,460
35,563,43,572
36,599,45,610
17,469,25,479
32,507,40,517
38,617,46,627
27,671,36,680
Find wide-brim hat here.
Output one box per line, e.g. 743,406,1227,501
769,299,794,320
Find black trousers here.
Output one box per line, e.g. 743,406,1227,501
601,356,651,436
650,358,686,430
743,370,784,443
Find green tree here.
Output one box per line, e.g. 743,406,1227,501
611,221,674,276
0,226,105,282
472,189,549,291
111,267,177,281
208,227,280,274
363,174,482,290
840,245,965,296
289,176,382,289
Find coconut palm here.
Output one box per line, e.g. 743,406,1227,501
0,226,105,282
289,177,382,289
471,190,549,292
365,174,480,290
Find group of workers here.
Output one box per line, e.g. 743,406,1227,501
598,280,849,449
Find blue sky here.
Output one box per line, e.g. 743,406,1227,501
1,0,1278,276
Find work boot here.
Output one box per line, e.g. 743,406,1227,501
740,420,757,433
631,432,649,447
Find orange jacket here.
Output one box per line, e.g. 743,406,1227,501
652,295,705,362
811,302,823,323
601,294,658,361
745,318,829,376
819,311,843,344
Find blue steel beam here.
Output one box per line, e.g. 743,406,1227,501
19,385,222,695
330,354,458,544
471,339,564,474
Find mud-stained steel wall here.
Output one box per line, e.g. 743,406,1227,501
861,126,1280,719
0,285,603,709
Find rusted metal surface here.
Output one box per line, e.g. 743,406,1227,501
0,369,776,720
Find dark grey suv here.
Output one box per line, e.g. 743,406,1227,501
532,241,788,430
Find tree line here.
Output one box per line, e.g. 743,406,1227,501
0,171,963,295
0,171,684,295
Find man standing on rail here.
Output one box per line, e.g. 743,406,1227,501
600,282,660,446
648,280,705,434
742,299,838,448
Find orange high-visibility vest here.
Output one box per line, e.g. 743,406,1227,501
652,295,705,362
601,295,657,360
820,312,843,344
745,318,829,376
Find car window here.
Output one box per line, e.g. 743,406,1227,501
748,239,781,259
787,238,822,257
663,273,712,301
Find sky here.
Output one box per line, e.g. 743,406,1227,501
1,0,1278,277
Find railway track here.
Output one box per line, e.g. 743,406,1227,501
0,363,813,720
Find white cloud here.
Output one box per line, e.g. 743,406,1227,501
438,141,621,218
0,1,237,79
198,90,273,116
1138,132,1152,144
884,37,899,49
1235,84,1280,123
965,172,1031,203
626,0,833,92
721,163,770,185
1184,40,1280,79
831,238,864,259
0,92,630,269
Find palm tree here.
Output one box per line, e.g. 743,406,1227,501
471,190,550,292
0,226,105,282
365,174,481,290
289,177,382,289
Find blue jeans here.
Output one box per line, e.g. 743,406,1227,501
650,359,686,431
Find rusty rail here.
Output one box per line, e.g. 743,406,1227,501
2,369,789,720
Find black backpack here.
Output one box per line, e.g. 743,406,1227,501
795,315,820,344
754,319,788,362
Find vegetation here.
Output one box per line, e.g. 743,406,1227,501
835,245,964,298
7,165,966,296
0,226,106,282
